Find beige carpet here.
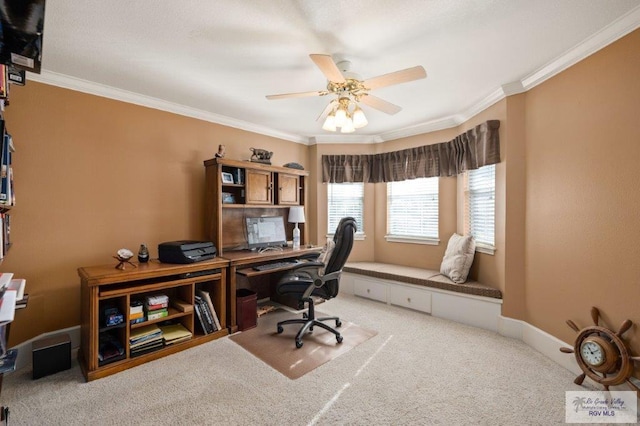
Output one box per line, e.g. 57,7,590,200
0,293,614,425
229,309,377,379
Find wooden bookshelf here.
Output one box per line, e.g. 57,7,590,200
78,258,229,381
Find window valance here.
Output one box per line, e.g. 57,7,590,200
322,120,500,183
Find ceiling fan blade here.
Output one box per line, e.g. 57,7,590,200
317,99,337,121
359,94,402,115
310,54,346,83
266,90,325,100
363,66,427,90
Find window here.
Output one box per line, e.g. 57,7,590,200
327,183,364,235
386,177,439,244
465,164,495,253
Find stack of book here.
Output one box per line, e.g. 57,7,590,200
129,324,163,357
145,294,168,321
159,323,192,346
130,300,144,324
194,290,221,334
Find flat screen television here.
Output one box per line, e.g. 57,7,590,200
245,216,287,250
0,0,46,74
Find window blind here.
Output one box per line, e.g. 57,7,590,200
387,177,438,240
327,183,363,234
465,164,495,248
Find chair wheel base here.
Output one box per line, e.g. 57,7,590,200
296,340,303,348
336,335,343,344
277,326,283,334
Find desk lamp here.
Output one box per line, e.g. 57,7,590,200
288,206,306,250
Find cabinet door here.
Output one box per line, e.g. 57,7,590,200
246,169,272,204
278,173,300,205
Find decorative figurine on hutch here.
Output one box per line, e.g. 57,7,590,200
560,306,640,392
250,147,273,165
215,144,225,158
138,244,149,263
114,248,136,270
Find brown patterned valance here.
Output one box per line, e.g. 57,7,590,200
322,120,500,183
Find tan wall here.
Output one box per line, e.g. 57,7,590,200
3,82,308,345
524,29,640,363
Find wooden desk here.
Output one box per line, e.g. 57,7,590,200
222,246,322,332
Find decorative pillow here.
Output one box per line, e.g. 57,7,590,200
317,238,336,276
440,233,476,283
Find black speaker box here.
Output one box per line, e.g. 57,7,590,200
32,333,71,379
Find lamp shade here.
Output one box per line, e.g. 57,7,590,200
334,108,347,128
352,107,368,128
288,206,305,224
322,113,337,132
340,117,355,133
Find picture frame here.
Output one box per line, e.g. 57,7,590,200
221,172,234,184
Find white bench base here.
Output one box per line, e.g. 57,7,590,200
341,272,503,332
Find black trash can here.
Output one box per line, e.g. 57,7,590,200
236,288,257,331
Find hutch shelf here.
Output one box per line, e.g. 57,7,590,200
78,258,229,381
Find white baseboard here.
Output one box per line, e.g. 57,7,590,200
498,315,582,376
9,325,81,372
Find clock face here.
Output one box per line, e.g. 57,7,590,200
581,340,605,366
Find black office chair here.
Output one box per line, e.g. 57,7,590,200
275,217,357,348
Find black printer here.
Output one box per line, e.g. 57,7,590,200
158,240,217,264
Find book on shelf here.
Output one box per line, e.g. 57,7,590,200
195,295,216,332
15,293,28,310
145,294,168,308
130,316,145,325
147,308,168,321
197,290,221,331
130,341,164,357
193,299,213,334
130,336,163,350
0,131,13,207
159,323,192,345
130,300,143,315
146,302,168,311
129,311,144,320
129,324,162,346
2,213,10,256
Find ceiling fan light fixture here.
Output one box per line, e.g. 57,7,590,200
322,113,337,132
341,117,355,133
352,107,368,129
334,108,347,128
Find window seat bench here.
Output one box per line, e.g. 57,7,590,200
341,262,503,332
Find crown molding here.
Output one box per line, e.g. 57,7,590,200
521,4,640,90
28,5,640,146
26,70,307,145
307,133,383,145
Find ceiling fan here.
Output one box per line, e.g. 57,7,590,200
266,54,427,133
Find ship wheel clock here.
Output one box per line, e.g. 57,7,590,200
560,307,640,393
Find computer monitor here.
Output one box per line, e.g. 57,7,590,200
245,216,287,250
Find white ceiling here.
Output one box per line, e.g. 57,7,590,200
33,1,640,144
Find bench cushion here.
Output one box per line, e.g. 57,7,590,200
343,262,502,299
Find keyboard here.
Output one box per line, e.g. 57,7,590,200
253,261,299,271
